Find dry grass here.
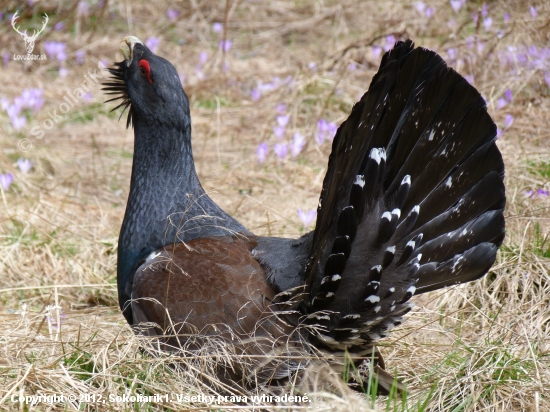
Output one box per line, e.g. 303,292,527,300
0,0,549,410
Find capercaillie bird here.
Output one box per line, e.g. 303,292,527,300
103,36,505,393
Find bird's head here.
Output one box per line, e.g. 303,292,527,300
103,36,189,130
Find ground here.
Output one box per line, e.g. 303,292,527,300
0,1,549,411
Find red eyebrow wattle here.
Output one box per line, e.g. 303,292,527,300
138,59,153,84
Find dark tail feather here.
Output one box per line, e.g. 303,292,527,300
301,40,505,351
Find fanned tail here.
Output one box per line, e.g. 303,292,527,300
302,40,505,352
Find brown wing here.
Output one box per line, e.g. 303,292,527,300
131,235,279,337
131,235,305,383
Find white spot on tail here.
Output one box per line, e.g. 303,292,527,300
386,246,396,254
428,129,435,141
331,274,341,282
406,286,416,295
402,175,411,185
354,175,365,187
365,295,380,304
452,255,464,272
369,148,381,164
381,211,392,221
406,240,416,248
446,176,452,188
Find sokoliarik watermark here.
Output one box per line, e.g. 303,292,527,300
9,391,312,407
11,11,48,61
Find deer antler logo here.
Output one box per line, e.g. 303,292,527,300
12,11,49,55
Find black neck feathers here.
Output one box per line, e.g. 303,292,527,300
117,90,247,322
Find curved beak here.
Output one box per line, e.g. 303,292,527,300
120,36,144,66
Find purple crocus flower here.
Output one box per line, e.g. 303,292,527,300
297,209,316,227
219,39,232,52
372,45,382,60
0,98,9,111
504,114,514,129
275,103,286,114
146,37,160,53
75,50,85,65
483,17,493,31
504,89,512,102
82,92,93,103
537,189,549,197
504,12,510,24
44,42,67,61
291,132,306,157
256,143,268,164
167,8,179,21
524,190,534,197
530,6,538,18
6,103,21,119
11,115,26,130
59,67,69,77
496,98,507,110
17,158,32,173
277,115,290,127
425,7,435,18
0,173,13,190
273,125,285,140
477,42,485,54
251,88,261,101
3,52,9,66
199,51,208,65
414,2,426,14
450,0,463,13
54,21,64,30
384,35,396,52
315,119,328,145
21,88,44,112
46,310,66,330
308,62,317,71
213,22,223,33
273,142,288,160
348,62,357,71
496,128,503,138
447,48,458,61
481,3,489,18
77,1,89,17
315,118,338,144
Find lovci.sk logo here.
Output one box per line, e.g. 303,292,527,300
11,11,48,61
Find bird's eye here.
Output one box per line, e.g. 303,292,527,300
138,59,153,84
